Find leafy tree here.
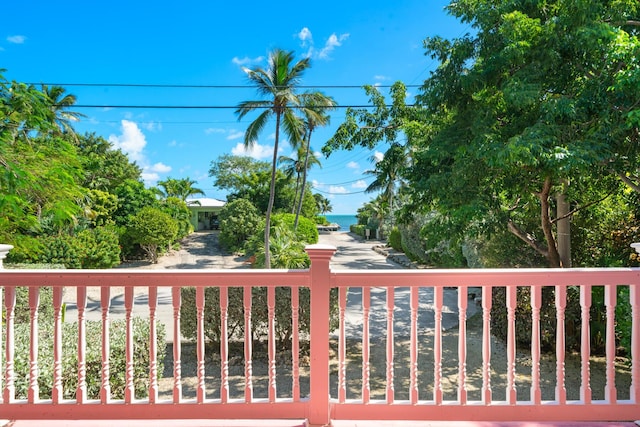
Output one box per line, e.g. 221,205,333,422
209,154,317,216
209,154,271,191
73,132,141,192
112,179,157,227
128,206,178,263
235,48,312,268
410,0,640,267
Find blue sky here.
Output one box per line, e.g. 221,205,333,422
2,1,469,214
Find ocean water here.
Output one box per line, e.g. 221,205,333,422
324,214,357,233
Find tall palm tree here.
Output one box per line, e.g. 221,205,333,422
364,142,407,229
235,48,311,268
41,84,85,139
279,145,322,214
295,91,336,229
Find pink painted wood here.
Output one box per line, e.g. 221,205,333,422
28,286,39,403
220,286,229,403
530,285,542,404
1,249,640,424
291,286,300,402
77,286,88,403
361,286,370,403
458,284,467,404
338,286,347,403
100,286,111,403
385,286,394,404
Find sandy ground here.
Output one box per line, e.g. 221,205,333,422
64,231,631,402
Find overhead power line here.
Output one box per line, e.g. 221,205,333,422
30,82,424,89
70,104,416,109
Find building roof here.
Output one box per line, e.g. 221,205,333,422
186,198,226,208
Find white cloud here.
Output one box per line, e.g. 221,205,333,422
7,35,26,44
141,121,162,132
231,142,273,160
297,28,349,60
205,127,226,135
232,55,264,66
347,161,359,170
329,185,348,194
352,180,367,189
297,27,313,45
373,151,384,163
150,162,171,173
108,120,147,163
374,75,389,81
318,33,350,59
108,120,174,186
141,172,159,183
227,130,244,140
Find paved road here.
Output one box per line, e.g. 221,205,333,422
64,231,474,341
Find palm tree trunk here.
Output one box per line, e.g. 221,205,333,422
294,132,312,230
264,112,282,269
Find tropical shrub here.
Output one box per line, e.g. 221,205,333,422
128,207,178,263
12,317,165,400
271,213,319,245
160,197,193,240
35,227,120,269
388,227,402,251
218,198,261,253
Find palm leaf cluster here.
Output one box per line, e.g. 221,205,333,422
235,49,336,268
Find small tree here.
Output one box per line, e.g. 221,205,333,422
128,207,178,263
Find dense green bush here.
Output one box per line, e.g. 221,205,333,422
128,207,178,263
5,286,55,325
350,224,366,237
271,213,319,245
11,317,165,400
490,286,582,353
36,227,121,269
388,227,402,251
218,198,261,253
180,285,338,351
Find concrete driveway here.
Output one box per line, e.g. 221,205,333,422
64,231,474,341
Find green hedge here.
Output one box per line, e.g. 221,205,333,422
180,286,338,351
11,317,165,400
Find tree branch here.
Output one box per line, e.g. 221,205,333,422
507,220,549,258
550,191,614,224
616,171,640,193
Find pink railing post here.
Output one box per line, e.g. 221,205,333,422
0,244,12,401
306,244,336,427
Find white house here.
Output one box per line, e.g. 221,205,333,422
186,198,226,231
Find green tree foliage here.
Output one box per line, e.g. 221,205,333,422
73,132,141,192
218,198,262,253
128,207,178,263
112,179,157,227
209,154,319,217
405,0,640,267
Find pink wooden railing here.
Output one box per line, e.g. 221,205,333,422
0,244,639,426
